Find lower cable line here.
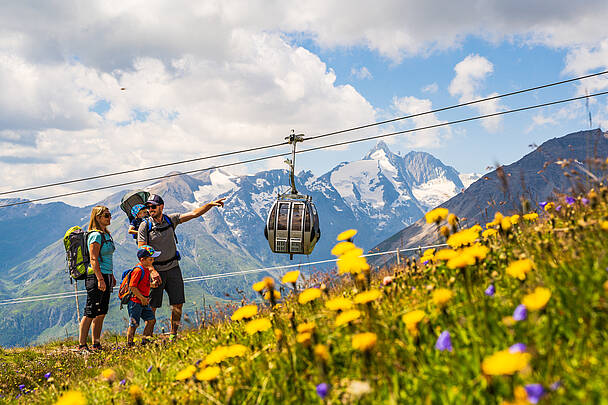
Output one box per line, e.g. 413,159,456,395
0,243,446,306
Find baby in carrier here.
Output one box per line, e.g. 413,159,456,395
128,204,149,241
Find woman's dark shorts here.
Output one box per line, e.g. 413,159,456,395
84,273,112,318
149,266,185,308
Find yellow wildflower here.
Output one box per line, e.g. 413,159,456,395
353,289,382,304
226,344,248,358
522,287,551,311
100,368,116,382
506,259,533,280
337,252,369,274
510,214,520,224
440,225,450,237
252,281,266,292
470,224,483,233
601,221,608,231
335,309,361,326
432,288,454,307
352,332,377,351
422,248,436,257
128,385,142,398
494,212,504,222
482,229,498,239
263,276,275,289
175,365,197,381
544,202,555,212
231,305,258,321
281,270,300,284
296,332,312,345
435,249,458,261
337,229,357,241
486,221,498,229
298,288,322,304
244,318,272,335
502,316,516,327
448,213,459,227
446,228,479,248
314,344,330,361
55,391,86,405
297,322,315,333
523,213,538,221
481,350,531,375
447,253,475,269
331,241,357,256
274,329,283,341
325,297,353,311
264,290,281,300
402,310,425,333
425,207,449,224
500,217,512,232
203,346,229,366
461,244,489,261
195,366,220,382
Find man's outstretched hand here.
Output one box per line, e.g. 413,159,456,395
209,198,226,208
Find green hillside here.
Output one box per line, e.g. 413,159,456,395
2,186,608,404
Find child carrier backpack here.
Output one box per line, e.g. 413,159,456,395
143,214,181,264
118,265,146,308
63,227,108,281
120,190,150,221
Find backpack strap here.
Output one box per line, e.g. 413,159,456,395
87,230,107,263
144,215,179,245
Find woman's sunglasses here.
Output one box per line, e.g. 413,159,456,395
101,212,112,218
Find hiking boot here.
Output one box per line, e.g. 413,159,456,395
126,341,135,348
92,343,103,350
78,344,90,352
141,338,150,346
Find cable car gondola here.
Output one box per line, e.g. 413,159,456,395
265,132,320,259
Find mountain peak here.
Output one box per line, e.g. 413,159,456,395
363,140,394,160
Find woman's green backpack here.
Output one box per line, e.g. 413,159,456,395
63,227,107,280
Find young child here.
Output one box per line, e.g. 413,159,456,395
126,245,160,347
128,204,148,240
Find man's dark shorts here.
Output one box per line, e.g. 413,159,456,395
127,300,155,328
84,273,112,318
149,266,185,308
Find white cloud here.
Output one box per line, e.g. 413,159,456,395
421,83,438,94
448,54,504,132
0,31,376,205
350,66,372,80
391,96,451,148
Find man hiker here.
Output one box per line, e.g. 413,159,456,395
138,194,226,337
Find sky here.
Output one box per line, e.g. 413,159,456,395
0,0,607,206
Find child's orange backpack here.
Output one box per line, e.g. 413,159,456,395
118,264,145,308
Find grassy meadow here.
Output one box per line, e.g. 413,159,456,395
2,185,608,404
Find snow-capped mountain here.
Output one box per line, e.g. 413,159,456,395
0,141,472,346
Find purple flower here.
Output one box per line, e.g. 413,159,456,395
435,331,453,352
316,383,330,399
555,205,562,212
539,201,548,210
509,343,527,353
550,381,562,391
582,198,589,206
44,372,51,379
18,385,25,391
513,304,527,321
119,379,126,386
484,284,495,296
147,365,153,373
525,384,545,404
565,196,575,205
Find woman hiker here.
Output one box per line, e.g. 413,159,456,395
78,205,116,351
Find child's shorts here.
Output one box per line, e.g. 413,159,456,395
127,300,155,327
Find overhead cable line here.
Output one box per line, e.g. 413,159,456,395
1,90,607,209
0,140,289,196
305,69,608,141
0,70,606,197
